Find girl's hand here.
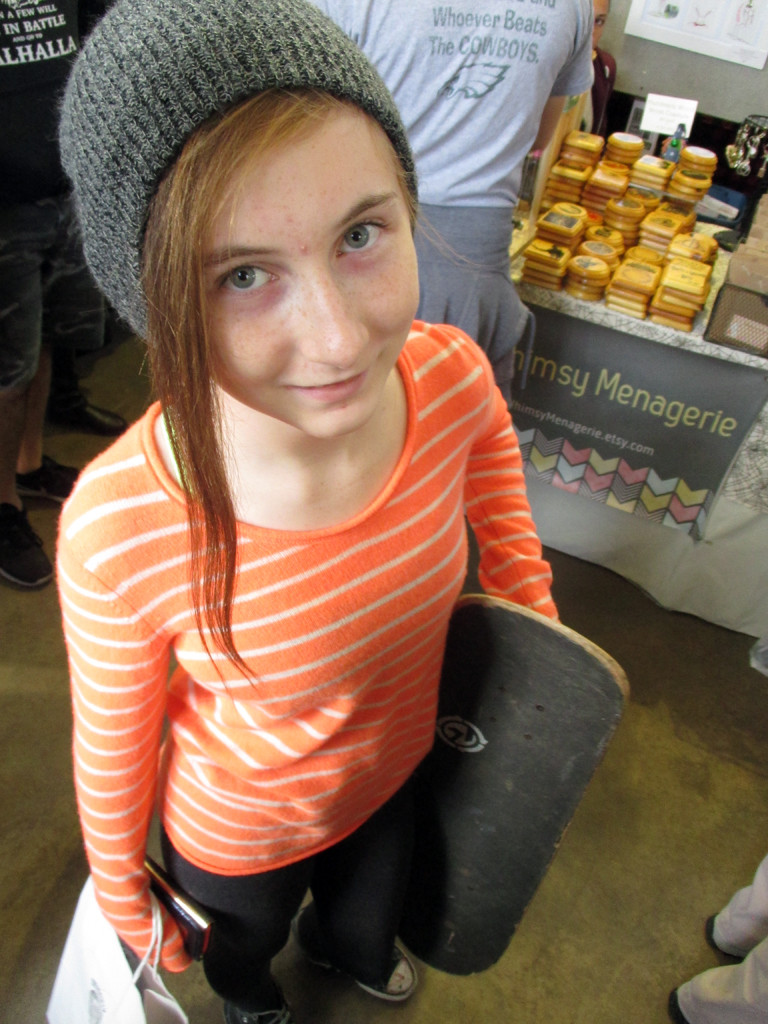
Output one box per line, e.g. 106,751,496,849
107,888,193,973
157,903,194,972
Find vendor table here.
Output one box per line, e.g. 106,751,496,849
511,253,768,638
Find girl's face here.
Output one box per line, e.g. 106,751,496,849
204,107,419,443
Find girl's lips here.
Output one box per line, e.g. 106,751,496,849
288,370,367,402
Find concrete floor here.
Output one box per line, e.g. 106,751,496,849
2,334,767,1023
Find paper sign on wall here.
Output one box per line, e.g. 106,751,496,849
624,0,768,70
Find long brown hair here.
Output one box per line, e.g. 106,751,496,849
141,89,417,673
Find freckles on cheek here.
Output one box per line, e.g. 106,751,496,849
375,247,419,319
395,262,420,326
213,310,288,384
207,310,252,382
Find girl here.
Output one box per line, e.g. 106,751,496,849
57,1,557,1022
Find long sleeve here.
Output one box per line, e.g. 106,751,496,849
58,457,191,971
464,369,558,619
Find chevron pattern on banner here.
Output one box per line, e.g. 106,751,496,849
517,429,714,538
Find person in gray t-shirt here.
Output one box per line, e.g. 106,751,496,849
312,0,593,398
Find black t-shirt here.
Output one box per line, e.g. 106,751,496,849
0,1,107,202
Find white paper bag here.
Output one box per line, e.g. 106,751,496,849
47,876,188,1024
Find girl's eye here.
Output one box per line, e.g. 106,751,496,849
225,265,270,290
340,223,380,252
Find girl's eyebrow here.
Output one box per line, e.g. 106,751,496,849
341,191,398,229
204,191,399,268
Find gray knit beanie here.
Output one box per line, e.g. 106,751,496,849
59,0,416,337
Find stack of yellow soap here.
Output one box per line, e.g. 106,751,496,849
665,232,718,265
629,154,675,193
558,130,604,170
581,161,629,214
650,257,713,331
535,202,589,249
564,254,612,301
520,237,572,290
605,259,662,319
604,195,646,247
541,160,593,207
585,223,625,257
659,200,697,232
604,132,645,167
577,238,621,271
679,146,717,176
668,165,713,203
638,208,689,255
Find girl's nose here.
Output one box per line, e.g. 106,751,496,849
293,270,368,368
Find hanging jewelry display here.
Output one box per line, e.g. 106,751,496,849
725,114,768,178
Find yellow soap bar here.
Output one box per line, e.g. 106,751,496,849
611,259,662,295
522,237,572,271
563,130,605,154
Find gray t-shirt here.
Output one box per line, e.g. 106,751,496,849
312,0,593,208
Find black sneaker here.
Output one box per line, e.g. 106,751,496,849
48,399,127,437
0,504,53,588
16,455,80,503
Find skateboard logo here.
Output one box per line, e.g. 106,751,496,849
436,715,488,753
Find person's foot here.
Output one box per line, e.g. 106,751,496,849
223,996,296,1023
0,503,53,588
292,911,417,1002
47,400,127,436
668,987,690,1024
354,946,417,1001
16,455,80,503
705,915,747,959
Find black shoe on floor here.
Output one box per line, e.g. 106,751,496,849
0,504,53,588
668,988,690,1024
16,455,80,503
48,400,127,436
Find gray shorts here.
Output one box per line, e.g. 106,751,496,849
414,203,535,401
0,195,104,392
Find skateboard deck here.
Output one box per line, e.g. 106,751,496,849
399,594,628,975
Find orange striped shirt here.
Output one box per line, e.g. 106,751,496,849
57,322,556,968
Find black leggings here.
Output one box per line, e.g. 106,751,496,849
161,779,415,1013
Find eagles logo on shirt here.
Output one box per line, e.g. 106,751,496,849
439,62,509,99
